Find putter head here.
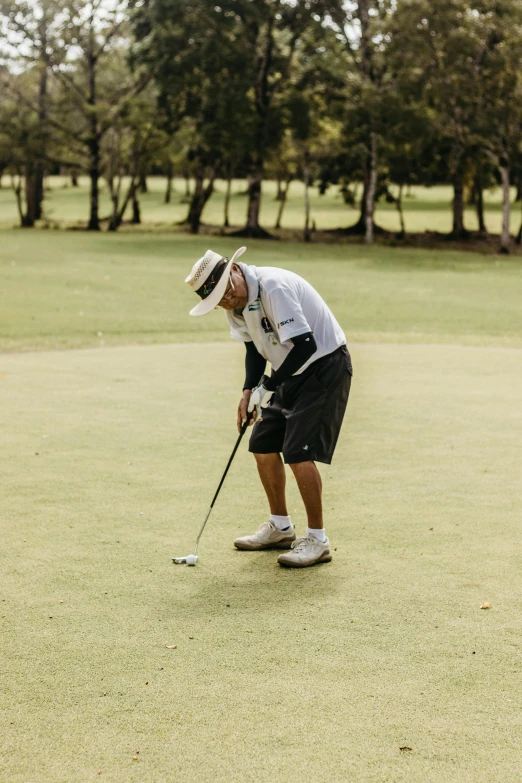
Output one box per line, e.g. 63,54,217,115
172,555,198,566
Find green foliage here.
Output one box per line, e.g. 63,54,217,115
2,0,522,237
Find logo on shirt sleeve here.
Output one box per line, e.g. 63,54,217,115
277,318,295,328
261,317,274,333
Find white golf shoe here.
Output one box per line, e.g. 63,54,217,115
277,535,332,568
234,520,296,551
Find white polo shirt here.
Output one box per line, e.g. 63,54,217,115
226,263,346,374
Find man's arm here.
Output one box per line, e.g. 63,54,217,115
237,341,267,432
243,340,267,390
245,332,317,423
263,332,317,391
240,333,317,429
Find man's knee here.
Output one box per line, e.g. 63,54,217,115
288,460,316,471
253,452,281,464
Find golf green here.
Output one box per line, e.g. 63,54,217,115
1,338,521,782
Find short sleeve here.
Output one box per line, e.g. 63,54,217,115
226,310,251,342
266,285,311,344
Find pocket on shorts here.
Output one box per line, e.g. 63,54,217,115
314,353,349,392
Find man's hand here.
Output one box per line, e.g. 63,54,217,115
247,383,274,422
237,390,253,433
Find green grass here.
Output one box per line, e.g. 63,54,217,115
2,341,522,782
1,231,522,781
1,175,522,235
1,231,522,352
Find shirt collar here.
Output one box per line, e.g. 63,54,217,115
238,262,260,307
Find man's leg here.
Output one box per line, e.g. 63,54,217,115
233,452,295,550
288,460,322,529
254,452,288,516
277,459,330,567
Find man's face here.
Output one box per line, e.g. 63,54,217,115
217,264,248,311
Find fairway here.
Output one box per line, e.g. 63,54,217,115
1,341,522,782
1,231,522,353
1,233,522,782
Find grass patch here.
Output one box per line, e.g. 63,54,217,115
1,341,521,782
1,231,521,780
1,230,522,352
1,176,522,237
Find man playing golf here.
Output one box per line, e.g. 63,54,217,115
185,246,352,567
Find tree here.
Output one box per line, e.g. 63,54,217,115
474,0,522,252
325,0,398,243
389,0,522,241
0,0,56,222
266,132,299,229
102,87,166,230
232,0,331,238
0,70,47,226
132,0,255,234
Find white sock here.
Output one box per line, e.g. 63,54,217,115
307,527,326,543
270,514,292,531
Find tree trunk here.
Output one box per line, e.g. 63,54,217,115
275,179,291,229
34,58,47,220
342,152,373,235
131,192,141,224
186,172,204,232
184,173,191,198
23,169,36,227
139,171,148,194
223,175,232,228
499,164,511,254
33,17,48,221
87,29,100,231
107,171,122,231
12,175,25,225
303,154,311,242
232,161,271,237
108,178,137,232
396,183,405,238
515,175,522,202
276,177,283,201
515,202,522,245
345,177,368,233
88,142,100,231
244,159,266,236
164,162,173,204
71,171,79,187
475,168,486,234
451,162,467,238
34,169,44,221
237,16,275,239
186,167,216,234
365,133,378,244
108,194,119,231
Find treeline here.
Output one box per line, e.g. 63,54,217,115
1,0,522,251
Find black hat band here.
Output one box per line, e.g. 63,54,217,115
195,258,228,299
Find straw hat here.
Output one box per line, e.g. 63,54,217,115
185,246,247,316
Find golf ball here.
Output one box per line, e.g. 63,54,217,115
186,555,198,566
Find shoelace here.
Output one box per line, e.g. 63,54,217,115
256,521,275,536
291,536,314,552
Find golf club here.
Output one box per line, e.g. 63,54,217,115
173,411,254,566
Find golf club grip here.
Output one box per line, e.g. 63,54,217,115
208,412,253,510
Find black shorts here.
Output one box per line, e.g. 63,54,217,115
248,345,352,465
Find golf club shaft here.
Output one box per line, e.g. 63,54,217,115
193,416,252,555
